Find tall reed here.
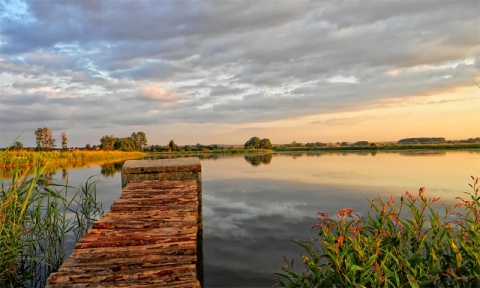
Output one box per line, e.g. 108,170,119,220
276,176,480,287
0,165,103,287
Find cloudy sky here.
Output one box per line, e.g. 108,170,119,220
1,0,479,147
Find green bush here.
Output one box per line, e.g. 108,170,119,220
276,176,480,287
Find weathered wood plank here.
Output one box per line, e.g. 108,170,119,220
60,255,197,269
75,239,197,251
111,198,198,207
120,193,197,200
70,241,196,255
81,226,197,239
110,203,198,212
93,219,197,229
94,210,197,220
95,212,197,222
47,264,197,284
47,280,201,288
124,179,197,187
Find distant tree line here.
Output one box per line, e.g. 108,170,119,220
397,137,446,144
282,140,375,148
7,129,479,152
147,140,222,152
100,132,148,151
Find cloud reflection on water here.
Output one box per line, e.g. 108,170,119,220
203,178,392,287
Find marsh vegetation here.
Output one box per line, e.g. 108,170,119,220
0,165,103,287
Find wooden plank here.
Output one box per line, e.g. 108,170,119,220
93,210,197,220
93,219,197,230
81,226,197,239
120,193,197,200
111,198,198,206
92,211,197,229
47,264,197,284
47,280,201,288
70,242,196,257
124,180,197,188
109,203,198,212
60,254,197,268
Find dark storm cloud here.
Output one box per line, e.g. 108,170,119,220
0,0,478,146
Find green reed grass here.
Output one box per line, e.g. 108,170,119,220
0,165,103,287
0,150,146,168
276,176,480,287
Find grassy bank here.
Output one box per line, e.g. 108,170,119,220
0,150,146,169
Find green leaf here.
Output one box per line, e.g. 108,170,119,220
350,264,363,271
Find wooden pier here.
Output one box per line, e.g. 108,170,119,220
46,158,203,287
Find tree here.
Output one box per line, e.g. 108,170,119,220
34,127,56,150
12,141,23,150
260,138,272,149
353,141,369,146
244,136,261,149
115,137,139,151
61,132,68,150
43,128,55,150
169,139,179,151
131,131,148,150
100,135,116,150
244,137,272,149
85,143,92,150
35,128,44,150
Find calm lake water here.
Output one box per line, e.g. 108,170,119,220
5,150,480,287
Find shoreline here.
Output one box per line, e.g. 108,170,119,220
1,143,479,169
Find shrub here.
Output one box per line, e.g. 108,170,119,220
276,176,480,287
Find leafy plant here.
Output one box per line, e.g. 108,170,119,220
276,176,480,287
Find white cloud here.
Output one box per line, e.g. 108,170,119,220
326,75,359,84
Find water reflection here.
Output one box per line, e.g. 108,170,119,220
200,150,479,287
202,179,376,287
398,150,447,156
100,161,125,177
244,154,273,166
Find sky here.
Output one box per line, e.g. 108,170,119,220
1,0,479,148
